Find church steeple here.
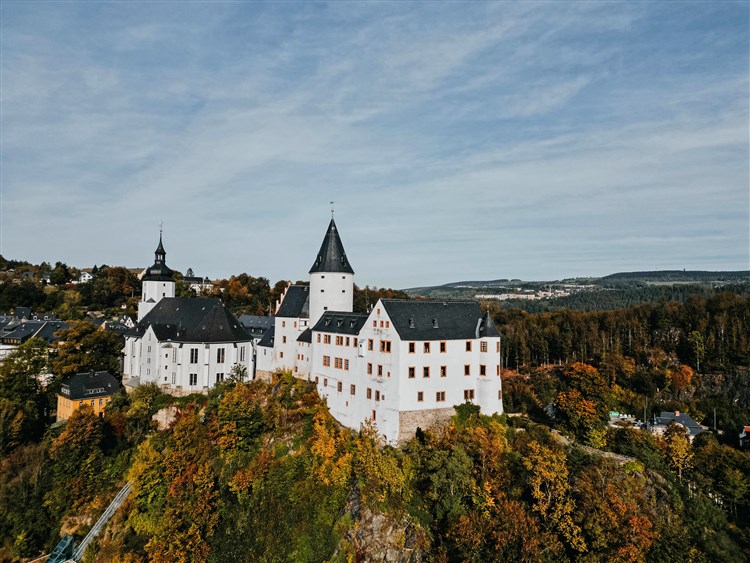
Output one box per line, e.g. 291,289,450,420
309,218,354,274
142,228,174,282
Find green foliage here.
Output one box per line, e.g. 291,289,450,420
49,320,124,380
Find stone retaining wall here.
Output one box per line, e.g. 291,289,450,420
398,407,455,444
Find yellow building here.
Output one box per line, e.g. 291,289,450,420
57,370,120,421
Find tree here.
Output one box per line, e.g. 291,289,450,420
663,422,693,482
49,321,123,380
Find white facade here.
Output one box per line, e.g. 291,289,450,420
305,301,504,445
138,278,175,321
309,272,353,328
123,328,254,394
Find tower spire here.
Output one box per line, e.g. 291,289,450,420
309,216,354,274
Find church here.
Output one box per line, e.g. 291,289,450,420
123,218,503,444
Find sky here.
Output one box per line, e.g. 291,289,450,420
1,1,748,288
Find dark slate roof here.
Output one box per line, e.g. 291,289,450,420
60,370,120,400
1,320,68,345
381,299,485,341
479,310,501,338
309,219,354,274
655,412,705,437
142,233,175,282
12,307,31,319
257,326,275,348
312,312,369,335
276,285,310,318
297,328,312,343
239,315,274,338
129,297,251,343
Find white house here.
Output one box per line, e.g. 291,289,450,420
263,216,504,444
122,234,254,395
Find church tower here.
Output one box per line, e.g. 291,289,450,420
137,230,175,321
308,217,354,326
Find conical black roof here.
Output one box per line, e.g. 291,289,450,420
309,219,354,274
142,233,174,282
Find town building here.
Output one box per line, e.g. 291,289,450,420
650,411,706,441
122,234,254,394
57,370,120,421
260,217,504,444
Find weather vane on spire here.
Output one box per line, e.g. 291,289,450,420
159,220,164,236
330,201,335,217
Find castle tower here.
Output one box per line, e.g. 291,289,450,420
137,230,175,321
308,217,354,326
477,310,504,416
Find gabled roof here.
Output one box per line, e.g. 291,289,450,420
0,320,69,345
276,285,310,318
257,326,275,348
478,310,501,338
312,312,369,335
380,299,485,341
60,370,120,400
297,328,312,343
128,297,250,343
655,411,705,437
309,219,354,274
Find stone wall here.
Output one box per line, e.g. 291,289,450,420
398,407,455,445
254,369,274,383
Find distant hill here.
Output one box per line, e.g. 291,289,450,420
403,270,750,312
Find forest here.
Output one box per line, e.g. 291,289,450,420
1,257,749,561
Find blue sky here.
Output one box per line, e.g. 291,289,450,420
1,1,748,287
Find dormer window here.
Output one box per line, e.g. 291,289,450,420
408,318,415,329
432,318,439,328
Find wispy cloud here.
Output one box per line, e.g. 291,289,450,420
1,1,747,286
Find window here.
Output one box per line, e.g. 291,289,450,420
498,389,503,400
436,391,446,402
466,341,472,352
345,359,349,370
282,336,287,344
350,384,356,395
240,346,246,362
440,341,446,353
190,349,199,363
417,391,424,402
367,363,373,375
147,345,151,352
335,357,343,369
315,376,319,384
380,340,391,353
377,365,383,376
480,341,488,353
423,342,431,353
377,308,381,315
216,373,225,383
346,337,350,346
337,381,343,392
497,342,501,353
367,388,372,399
440,366,447,377
373,320,377,327
386,321,390,328
324,334,331,344
409,342,415,353
408,367,415,378
353,338,358,347
280,351,284,358
464,365,471,376
324,378,328,387
323,355,331,367
480,365,487,376
317,334,321,343
423,366,430,378
282,321,286,328
375,390,380,401
464,389,475,401
368,339,374,351
336,336,344,346
217,348,225,363
189,373,198,386
497,365,501,376
372,410,376,421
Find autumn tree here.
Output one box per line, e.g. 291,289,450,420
663,423,693,482
49,321,123,380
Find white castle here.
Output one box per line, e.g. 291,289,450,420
123,218,503,444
